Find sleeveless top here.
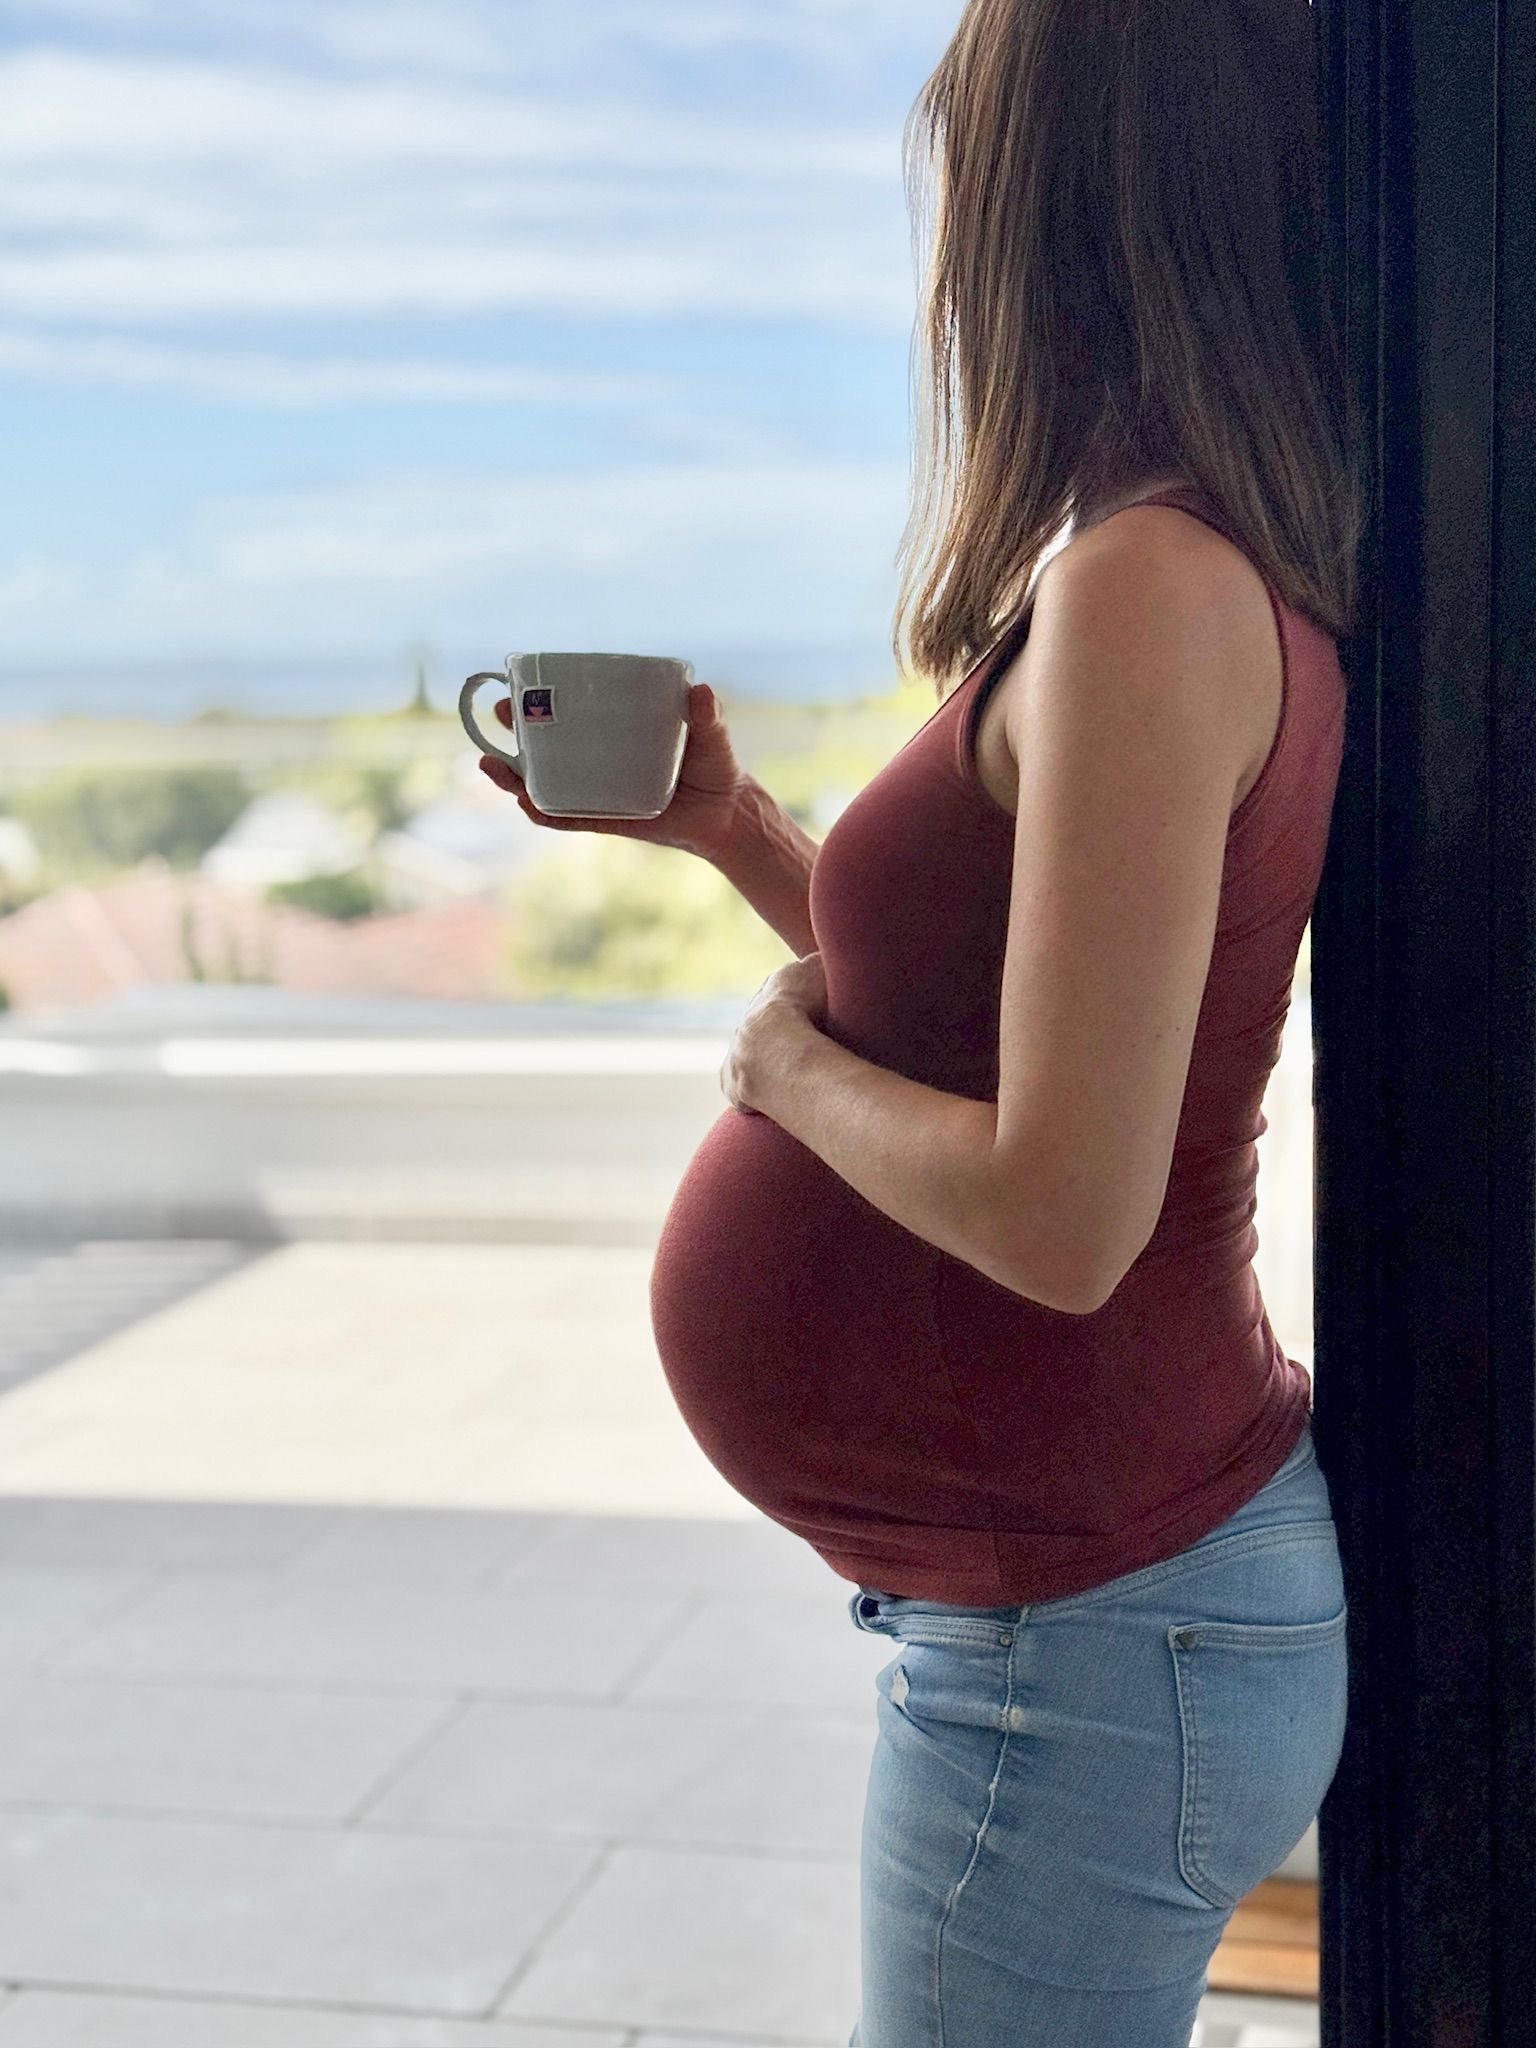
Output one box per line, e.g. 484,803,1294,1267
648,485,1349,1604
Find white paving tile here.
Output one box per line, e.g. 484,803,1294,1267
0,1564,157,1672
360,1696,871,1858
0,1809,596,2013
499,1511,832,1598
638,2039,838,2048
0,1674,457,1820
632,1709,872,1856
0,1241,261,1390
47,1568,690,1695
0,1496,334,1572
624,1589,889,1715
0,1989,624,2046
497,1841,858,2037
0,1243,745,1519
1193,1991,1319,2045
0,1971,1317,2048
0,1233,1331,2047
278,1508,549,1586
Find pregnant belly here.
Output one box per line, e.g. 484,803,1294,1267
648,1107,979,1529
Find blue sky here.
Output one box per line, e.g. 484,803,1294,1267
0,1,956,712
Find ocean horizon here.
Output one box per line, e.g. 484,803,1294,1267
0,639,905,724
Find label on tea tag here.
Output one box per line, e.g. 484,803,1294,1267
521,685,556,723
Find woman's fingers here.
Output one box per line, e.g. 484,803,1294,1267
493,694,513,727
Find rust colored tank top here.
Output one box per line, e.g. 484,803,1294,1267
649,485,1349,1604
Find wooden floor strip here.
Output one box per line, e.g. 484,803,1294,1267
1207,1879,1319,1998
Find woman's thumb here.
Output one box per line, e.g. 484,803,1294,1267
692,682,716,723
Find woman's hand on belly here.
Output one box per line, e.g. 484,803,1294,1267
720,950,829,1116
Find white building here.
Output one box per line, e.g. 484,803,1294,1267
201,792,371,889
374,794,545,909
0,816,41,885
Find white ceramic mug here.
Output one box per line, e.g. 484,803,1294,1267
460,652,693,820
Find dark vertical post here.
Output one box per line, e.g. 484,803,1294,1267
1311,0,1536,2041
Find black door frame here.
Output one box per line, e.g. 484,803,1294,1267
1312,0,1536,2040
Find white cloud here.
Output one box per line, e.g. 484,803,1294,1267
14,456,913,656
611,0,944,68
0,236,907,325
305,0,945,72
0,330,674,406
0,49,913,328
0,1,947,81
0,52,896,178
0,12,940,669
242,2,529,77
195,460,908,584
0,552,89,624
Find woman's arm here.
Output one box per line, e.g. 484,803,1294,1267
708,776,820,957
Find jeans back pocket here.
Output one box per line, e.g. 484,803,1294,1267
1170,1601,1350,1909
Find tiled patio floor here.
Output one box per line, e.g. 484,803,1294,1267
0,1241,1320,2046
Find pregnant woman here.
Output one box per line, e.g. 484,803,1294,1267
480,1,1362,2040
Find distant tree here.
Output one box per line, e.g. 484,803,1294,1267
15,766,252,876
357,765,411,832
179,898,207,981
266,868,381,921
505,836,789,1000
407,653,433,716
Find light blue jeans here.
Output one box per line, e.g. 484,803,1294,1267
845,1418,1348,2047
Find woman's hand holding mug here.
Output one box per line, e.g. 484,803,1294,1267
477,681,751,863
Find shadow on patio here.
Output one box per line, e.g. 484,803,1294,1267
0,1235,1321,2046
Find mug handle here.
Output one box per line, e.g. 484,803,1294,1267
459,670,523,770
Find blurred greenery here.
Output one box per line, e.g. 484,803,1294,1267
266,868,383,921
177,891,274,983
357,764,414,832
263,758,432,837
489,687,933,999
0,864,40,917
12,766,252,880
505,835,798,999
0,691,930,1000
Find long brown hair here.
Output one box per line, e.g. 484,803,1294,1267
893,0,1370,696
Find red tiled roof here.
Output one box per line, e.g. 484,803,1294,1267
0,862,511,1012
